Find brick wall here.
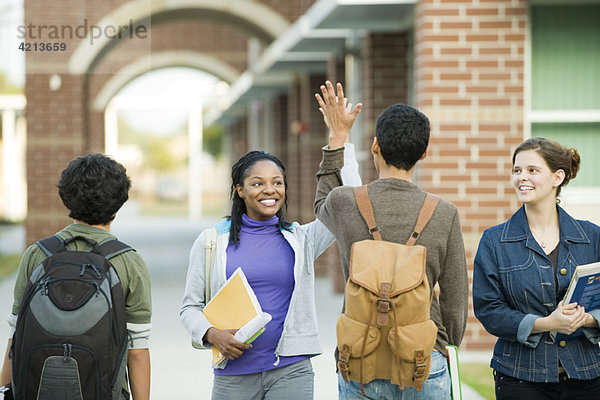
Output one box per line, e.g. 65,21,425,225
361,32,412,182
272,94,288,164
414,0,527,350
23,0,100,244
23,0,531,353
23,0,307,244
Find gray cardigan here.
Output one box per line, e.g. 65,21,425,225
180,144,361,367
314,147,469,354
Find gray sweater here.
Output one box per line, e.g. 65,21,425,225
180,144,362,368
314,147,468,354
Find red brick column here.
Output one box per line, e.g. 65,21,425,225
23,0,93,244
24,72,87,245
282,74,326,223
413,0,527,350
285,78,303,222
271,94,289,164
23,0,304,244
361,32,412,182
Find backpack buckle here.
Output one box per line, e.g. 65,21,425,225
413,350,427,390
376,298,390,310
377,282,392,325
337,360,351,383
338,344,351,383
415,362,427,374
376,298,391,325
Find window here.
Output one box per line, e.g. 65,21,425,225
530,5,600,190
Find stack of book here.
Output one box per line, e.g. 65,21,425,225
201,268,271,367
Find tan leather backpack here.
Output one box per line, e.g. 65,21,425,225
337,186,439,395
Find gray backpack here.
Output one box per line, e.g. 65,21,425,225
11,235,132,400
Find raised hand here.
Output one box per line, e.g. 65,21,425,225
314,81,362,149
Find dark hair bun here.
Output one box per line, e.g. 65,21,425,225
568,147,580,181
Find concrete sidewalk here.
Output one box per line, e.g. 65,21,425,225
111,216,344,399
0,218,488,399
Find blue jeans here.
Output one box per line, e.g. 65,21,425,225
338,350,450,400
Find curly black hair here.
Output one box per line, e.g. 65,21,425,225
58,153,131,225
375,104,430,171
228,151,292,246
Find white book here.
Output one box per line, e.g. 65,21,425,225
446,345,462,400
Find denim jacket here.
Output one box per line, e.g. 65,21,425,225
473,205,600,382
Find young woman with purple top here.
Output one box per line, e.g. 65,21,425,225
180,82,362,399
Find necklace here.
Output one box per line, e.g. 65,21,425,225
528,211,559,252
530,228,549,249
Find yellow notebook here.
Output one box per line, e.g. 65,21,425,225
203,268,271,367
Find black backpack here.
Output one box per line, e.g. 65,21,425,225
11,235,132,400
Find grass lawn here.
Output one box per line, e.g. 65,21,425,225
460,362,495,400
0,253,20,279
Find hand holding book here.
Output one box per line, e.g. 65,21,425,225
205,327,251,361
200,268,272,368
550,261,600,341
546,301,588,336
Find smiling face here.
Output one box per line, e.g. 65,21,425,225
511,149,565,205
235,160,286,221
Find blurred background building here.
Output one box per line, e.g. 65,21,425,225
0,0,599,353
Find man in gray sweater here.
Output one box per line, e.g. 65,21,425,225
314,81,468,399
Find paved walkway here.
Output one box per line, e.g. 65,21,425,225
0,218,487,399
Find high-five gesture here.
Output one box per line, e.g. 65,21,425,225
314,81,362,149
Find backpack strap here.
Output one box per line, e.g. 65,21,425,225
204,227,218,301
36,235,67,257
354,186,382,241
96,239,135,260
405,194,440,246
413,349,427,390
337,344,351,383
38,235,134,259
355,186,440,245
192,227,218,350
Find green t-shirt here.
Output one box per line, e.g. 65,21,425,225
12,223,152,326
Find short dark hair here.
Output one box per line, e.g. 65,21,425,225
58,153,131,225
375,104,430,171
512,136,581,198
228,151,292,246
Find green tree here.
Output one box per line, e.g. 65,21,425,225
0,73,22,94
203,124,223,159
145,137,179,171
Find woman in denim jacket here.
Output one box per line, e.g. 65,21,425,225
473,137,600,399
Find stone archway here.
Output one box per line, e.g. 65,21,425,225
24,0,297,244
96,56,234,219
92,50,240,112
68,0,290,75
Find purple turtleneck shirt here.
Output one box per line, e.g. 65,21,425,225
215,214,308,375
